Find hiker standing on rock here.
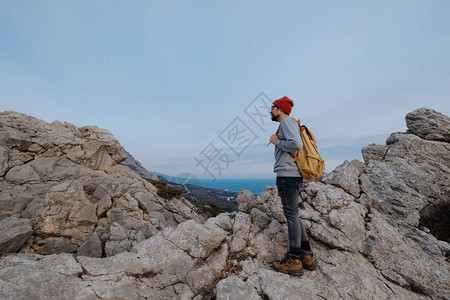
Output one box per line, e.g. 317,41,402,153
268,96,318,276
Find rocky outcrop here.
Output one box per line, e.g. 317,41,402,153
0,111,202,258
406,107,450,142
0,108,449,299
360,118,450,228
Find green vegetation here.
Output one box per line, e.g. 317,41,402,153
148,179,184,199
200,201,224,217
148,179,238,213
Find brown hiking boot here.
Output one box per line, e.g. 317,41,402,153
272,254,304,276
300,250,318,271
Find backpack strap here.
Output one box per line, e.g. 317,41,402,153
290,117,301,158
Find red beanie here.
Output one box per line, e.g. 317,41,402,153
273,96,294,115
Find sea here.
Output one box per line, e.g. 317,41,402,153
191,178,275,195
160,174,276,195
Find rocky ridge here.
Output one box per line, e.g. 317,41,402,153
0,111,203,258
0,108,449,299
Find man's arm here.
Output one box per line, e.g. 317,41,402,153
275,118,303,152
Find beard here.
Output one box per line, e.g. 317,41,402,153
271,114,278,122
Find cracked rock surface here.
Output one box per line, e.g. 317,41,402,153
1,108,449,299
0,111,203,259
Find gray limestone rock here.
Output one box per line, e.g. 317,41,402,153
0,145,8,176
104,239,132,257
310,202,367,252
364,214,450,299
360,132,449,226
248,220,287,263
361,143,390,164
1,108,449,300
77,232,103,258
104,223,132,256
0,110,202,259
95,194,112,217
406,107,450,142
236,189,256,213
164,219,228,259
0,254,97,300
0,217,33,255
215,275,260,300
185,243,229,293
5,164,41,184
230,212,252,253
323,159,364,197
0,124,33,152
203,213,233,232
305,181,355,214
35,237,78,255
250,207,271,231
0,191,12,220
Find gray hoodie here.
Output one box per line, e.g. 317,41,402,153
273,117,303,177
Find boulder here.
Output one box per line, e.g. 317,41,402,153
164,219,228,259
0,217,33,255
360,132,449,226
230,212,253,253
77,232,103,258
323,159,364,197
406,107,450,142
304,181,355,214
309,202,367,252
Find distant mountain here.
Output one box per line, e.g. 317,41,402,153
120,147,158,180
167,182,238,212
120,150,238,211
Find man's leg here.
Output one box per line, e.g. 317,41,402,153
274,177,318,272
277,177,303,257
272,177,304,275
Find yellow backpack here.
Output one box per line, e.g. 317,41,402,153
276,117,325,179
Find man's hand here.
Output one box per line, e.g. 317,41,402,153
270,134,279,144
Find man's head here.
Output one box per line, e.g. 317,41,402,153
271,96,294,122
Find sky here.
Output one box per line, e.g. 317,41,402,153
1,1,449,180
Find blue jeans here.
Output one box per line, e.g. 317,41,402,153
276,176,309,256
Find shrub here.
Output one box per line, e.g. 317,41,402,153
148,179,184,199
149,179,167,189
200,201,224,217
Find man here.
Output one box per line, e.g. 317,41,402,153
269,96,317,276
